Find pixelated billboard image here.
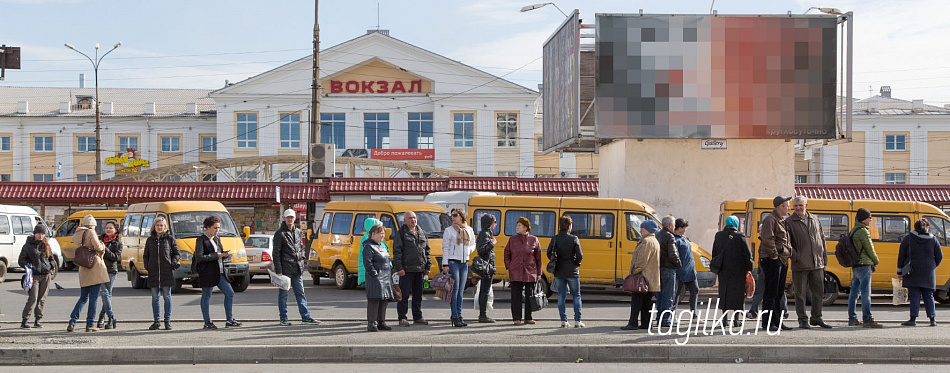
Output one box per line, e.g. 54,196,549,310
595,14,838,139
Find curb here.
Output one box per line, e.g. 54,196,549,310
1,344,949,365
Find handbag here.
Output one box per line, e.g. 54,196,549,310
745,271,755,298
901,259,913,277
73,230,97,269
528,280,548,312
623,273,649,293
546,240,557,274
431,273,453,291
471,256,495,278
709,254,724,275
390,273,403,302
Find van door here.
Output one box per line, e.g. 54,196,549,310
350,213,377,269
618,212,652,282
869,214,911,286
0,215,13,260
138,214,156,273
562,211,616,285
123,214,143,271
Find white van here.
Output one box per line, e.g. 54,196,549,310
424,191,497,213
0,205,62,282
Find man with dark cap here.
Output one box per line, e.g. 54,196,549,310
848,208,883,328
655,215,681,327
759,195,793,331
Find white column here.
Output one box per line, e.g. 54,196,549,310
433,109,452,170
864,129,882,184
57,131,72,181
910,127,928,184
260,109,278,156
476,109,493,176
390,110,408,149
819,145,838,184
518,108,534,178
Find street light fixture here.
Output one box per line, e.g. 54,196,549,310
804,7,843,15
64,41,122,181
520,2,567,17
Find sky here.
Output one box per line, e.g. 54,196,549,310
2,0,949,104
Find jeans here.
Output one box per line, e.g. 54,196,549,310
70,284,102,327
908,286,936,319
554,277,582,322
150,286,172,321
792,269,825,323
761,258,788,328
98,273,117,319
278,274,311,321
478,275,493,315
201,274,236,323
658,268,677,323
675,280,699,313
397,271,425,321
509,281,535,321
447,261,468,318
847,265,873,321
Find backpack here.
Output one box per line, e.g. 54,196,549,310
834,227,863,268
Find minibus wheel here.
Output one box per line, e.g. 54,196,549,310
231,273,250,292
333,264,356,289
0,261,6,283
49,257,59,280
540,276,553,298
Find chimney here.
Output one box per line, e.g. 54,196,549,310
867,97,879,113
17,101,29,114
79,73,85,88
145,102,156,115
880,86,891,98
186,103,198,115
102,102,114,115
60,102,71,114
912,99,924,113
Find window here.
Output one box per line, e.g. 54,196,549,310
0,174,10,182
57,219,78,237
409,172,432,178
497,171,516,177
118,136,138,152
280,112,301,148
237,112,258,148
579,174,597,179
77,136,96,152
924,216,950,246
504,210,557,237
625,213,653,241
33,174,53,182
124,214,141,237
535,174,556,178
496,112,518,147
0,136,10,152
140,215,155,237
163,175,182,182
408,112,434,149
237,171,258,182
160,136,180,152
353,213,377,235
885,134,906,151
330,213,353,235
564,212,615,239
280,171,300,181
473,209,501,236
380,214,397,239
363,113,390,149
814,213,849,241
795,175,807,184
34,136,53,152
12,215,32,235
885,173,907,185
871,215,910,242
319,212,332,234
76,174,96,182
453,112,474,148
0,215,9,235
202,174,217,182
396,211,450,238
536,137,543,152
201,136,217,152
721,212,747,232
320,113,346,150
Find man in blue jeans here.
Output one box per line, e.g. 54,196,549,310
656,215,681,327
273,209,320,326
849,208,883,328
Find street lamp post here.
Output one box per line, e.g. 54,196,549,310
65,42,121,181
519,2,567,17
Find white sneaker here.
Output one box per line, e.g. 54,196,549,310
561,321,570,328
575,321,585,328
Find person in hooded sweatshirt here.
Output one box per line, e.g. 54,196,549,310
18,224,57,329
898,218,943,327
68,215,110,332
475,214,498,323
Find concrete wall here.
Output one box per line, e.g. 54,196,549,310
599,138,795,251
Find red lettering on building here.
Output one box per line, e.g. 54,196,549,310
377,81,389,93
330,81,343,94
360,81,375,93
345,81,360,93
391,81,406,93
408,80,422,93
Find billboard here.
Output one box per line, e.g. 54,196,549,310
595,14,838,139
542,9,581,152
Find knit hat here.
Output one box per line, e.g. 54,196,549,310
856,208,872,222
640,220,659,234
33,224,46,235
516,217,531,232
725,215,740,228
81,214,96,228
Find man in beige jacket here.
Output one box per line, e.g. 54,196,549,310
68,215,110,332
786,196,832,329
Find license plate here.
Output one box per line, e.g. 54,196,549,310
249,255,260,262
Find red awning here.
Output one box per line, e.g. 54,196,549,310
795,184,950,206
0,182,329,205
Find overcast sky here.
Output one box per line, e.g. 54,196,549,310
2,0,948,104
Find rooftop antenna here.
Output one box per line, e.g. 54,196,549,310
710,0,715,14
376,2,380,30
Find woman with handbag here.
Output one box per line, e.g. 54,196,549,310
363,224,394,332
196,215,241,330
475,214,498,323
898,218,943,327
504,216,542,326
18,224,57,329
144,216,181,331
68,215,110,332
442,208,476,327
711,216,754,327
96,221,123,330
621,220,661,331
548,215,584,328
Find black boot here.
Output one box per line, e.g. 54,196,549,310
902,317,917,326
478,314,495,323
367,322,378,332
20,319,31,329
105,316,115,330
163,320,172,330
96,315,105,329
458,316,468,326
930,317,937,327
451,317,462,327
33,319,43,329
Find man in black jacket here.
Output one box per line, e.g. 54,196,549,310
656,215,681,327
393,211,431,326
273,209,320,326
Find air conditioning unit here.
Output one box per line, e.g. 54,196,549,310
309,143,335,178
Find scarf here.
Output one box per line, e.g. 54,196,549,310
103,234,117,245
454,222,472,246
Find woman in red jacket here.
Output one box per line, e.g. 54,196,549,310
504,217,542,325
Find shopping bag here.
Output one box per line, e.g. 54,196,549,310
471,280,496,311
267,269,291,291
22,265,33,291
892,277,908,305
745,271,755,298
528,280,548,312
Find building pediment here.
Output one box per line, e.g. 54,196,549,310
320,57,433,95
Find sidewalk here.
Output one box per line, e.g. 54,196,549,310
2,319,949,365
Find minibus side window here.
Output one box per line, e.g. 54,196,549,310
331,213,353,235
504,210,556,237
924,216,950,246
13,216,32,235
625,213,651,241
815,213,849,241
380,214,397,240
126,214,142,237
58,220,78,237
353,213,376,235
473,209,501,236
871,215,910,242
0,215,9,235
734,213,747,233
564,212,615,239
140,215,155,237
320,212,332,234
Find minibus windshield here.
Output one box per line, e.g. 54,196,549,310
170,211,240,238
397,211,451,238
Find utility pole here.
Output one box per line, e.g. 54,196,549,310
307,0,321,236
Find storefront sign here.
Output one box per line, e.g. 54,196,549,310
371,149,435,160
701,140,727,150
328,80,426,94
105,149,151,168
